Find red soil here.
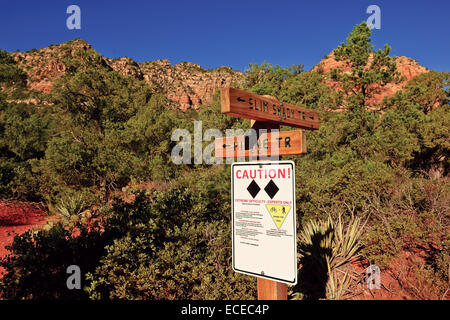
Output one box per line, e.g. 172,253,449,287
0,201,48,277
351,250,449,300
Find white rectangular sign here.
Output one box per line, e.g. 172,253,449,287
231,161,297,285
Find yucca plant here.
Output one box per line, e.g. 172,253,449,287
326,265,359,300
298,217,333,269
55,193,87,218
296,213,366,300
328,214,366,268
296,217,333,299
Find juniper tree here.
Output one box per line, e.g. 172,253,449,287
330,22,402,112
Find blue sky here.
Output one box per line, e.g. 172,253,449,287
1,1,449,72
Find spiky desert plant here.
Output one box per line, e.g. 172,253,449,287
325,214,366,299
297,213,366,299
328,214,366,268
298,217,334,260
55,193,87,218
326,264,352,300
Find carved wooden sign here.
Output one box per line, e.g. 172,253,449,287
220,87,319,130
215,130,306,158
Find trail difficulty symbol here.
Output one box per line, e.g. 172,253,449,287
264,180,279,199
247,180,261,198
266,205,291,229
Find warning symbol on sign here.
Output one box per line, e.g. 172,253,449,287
265,205,291,229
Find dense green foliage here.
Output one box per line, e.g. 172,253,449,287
1,48,183,203
0,22,448,299
0,50,27,92
85,185,255,300
1,177,256,299
0,51,48,199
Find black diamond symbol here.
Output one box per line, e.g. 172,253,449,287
264,180,279,199
247,180,261,198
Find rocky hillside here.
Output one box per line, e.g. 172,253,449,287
9,39,429,110
313,52,429,107
11,39,245,110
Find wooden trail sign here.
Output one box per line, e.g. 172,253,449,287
214,130,307,158
221,87,319,130
219,88,320,300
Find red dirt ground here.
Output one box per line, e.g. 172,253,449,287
351,251,449,300
0,201,48,277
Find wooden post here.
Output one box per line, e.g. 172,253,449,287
251,119,288,300
257,278,287,300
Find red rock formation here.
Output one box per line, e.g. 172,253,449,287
7,39,430,111
10,40,244,110
313,52,429,107
135,60,243,110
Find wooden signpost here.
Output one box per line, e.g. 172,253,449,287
214,129,307,158
217,88,319,300
221,87,319,130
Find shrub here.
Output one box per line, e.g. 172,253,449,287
86,187,255,300
0,223,106,299
0,186,256,300
293,214,366,300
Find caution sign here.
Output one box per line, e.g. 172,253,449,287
266,205,291,229
231,161,297,285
